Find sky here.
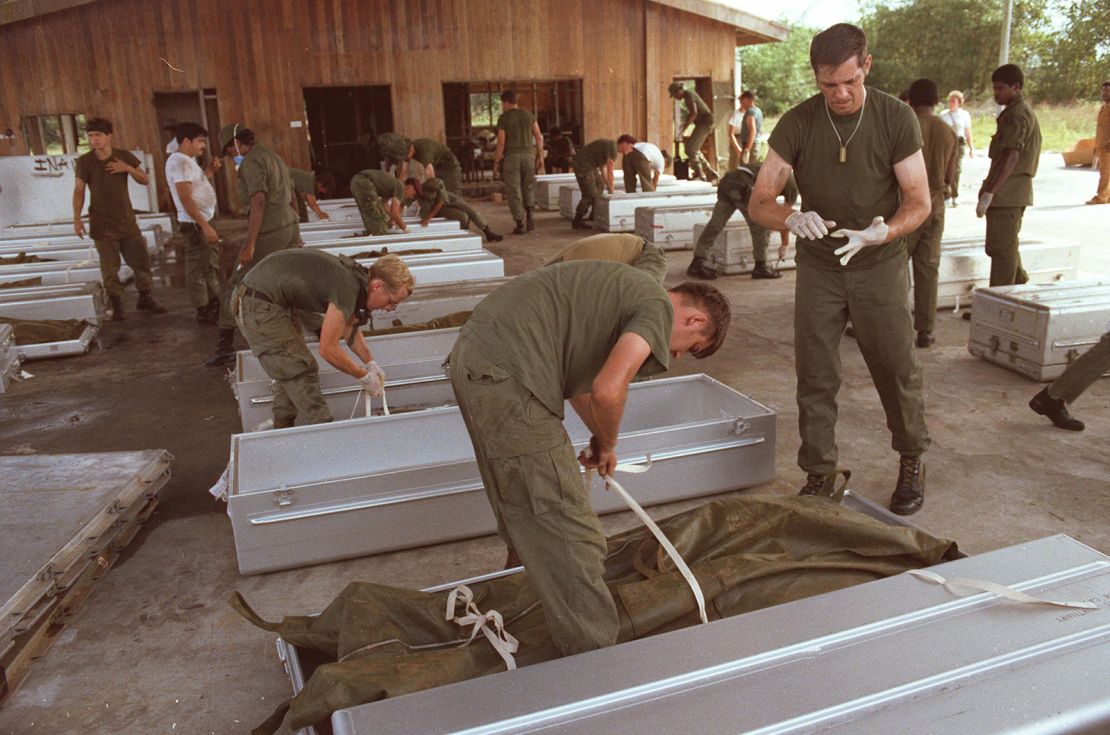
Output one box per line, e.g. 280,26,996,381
723,0,864,30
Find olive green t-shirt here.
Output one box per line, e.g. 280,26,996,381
75,148,142,240
545,234,667,284
987,92,1041,208
768,88,922,270
918,113,958,194
497,108,537,153
237,143,298,235
412,138,454,168
419,177,457,206
355,169,404,200
289,168,316,196
575,139,618,170
719,165,798,209
681,90,714,125
243,249,368,320
462,261,673,417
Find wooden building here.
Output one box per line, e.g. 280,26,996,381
0,0,786,200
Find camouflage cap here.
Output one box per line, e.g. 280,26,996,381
218,123,243,154
667,81,685,96
421,177,446,199
378,132,412,161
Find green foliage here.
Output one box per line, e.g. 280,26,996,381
1032,2,1110,101
968,101,1102,153
738,25,820,116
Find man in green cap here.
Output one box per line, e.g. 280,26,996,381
571,138,617,230
748,23,932,515
403,177,502,242
976,63,1041,288
448,263,730,656
493,89,545,234
350,168,408,236
669,81,719,183
234,250,414,428
686,164,797,281
379,133,463,195
207,123,302,367
289,168,330,223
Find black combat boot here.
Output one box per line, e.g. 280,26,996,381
889,455,925,515
1029,388,1085,431
571,217,592,230
685,256,718,280
204,296,221,324
205,327,236,367
109,295,125,322
798,470,850,502
136,291,167,314
482,226,503,243
751,261,782,279
525,208,535,232
513,220,526,235
916,331,935,348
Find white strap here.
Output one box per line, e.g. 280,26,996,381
64,258,95,283
350,384,390,419
908,569,1096,610
445,584,519,670
208,463,230,501
586,457,709,625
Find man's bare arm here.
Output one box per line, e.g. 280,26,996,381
72,177,87,237
579,331,652,475
319,304,370,378
747,150,796,230
531,121,545,173
493,130,506,172
743,115,757,153
604,160,615,193
885,150,931,240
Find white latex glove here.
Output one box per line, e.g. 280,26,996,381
357,360,386,397
830,216,890,266
976,191,994,218
785,211,836,240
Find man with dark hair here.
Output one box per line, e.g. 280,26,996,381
906,78,957,347
545,127,575,173
976,63,1041,288
749,23,932,515
72,117,165,320
668,82,719,182
571,138,618,230
350,168,408,236
206,123,301,367
403,177,502,242
493,89,545,234
730,91,764,165
616,134,665,192
379,133,464,195
687,164,797,281
289,168,330,222
165,121,221,323
448,263,729,657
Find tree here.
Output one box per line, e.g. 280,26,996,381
739,24,820,116
1033,2,1110,101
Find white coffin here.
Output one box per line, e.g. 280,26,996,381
0,259,133,287
0,324,19,393
690,222,799,274
558,180,713,221
353,250,502,286
0,230,160,256
300,220,461,242
536,172,680,210
370,276,510,329
968,280,1110,381
226,374,776,575
594,191,718,233
302,231,482,252
635,204,738,250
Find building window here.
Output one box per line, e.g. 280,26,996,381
21,114,89,155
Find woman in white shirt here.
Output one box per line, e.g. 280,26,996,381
939,90,974,206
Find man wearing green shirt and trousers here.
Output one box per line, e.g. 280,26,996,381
976,64,1041,289
234,250,414,428
290,168,330,222
749,24,932,515
206,123,302,367
379,133,463,195
350,169,408,236
494,89,545,235
571,139,617,230
686,165,798,281
404,177,502,242
669,82,719,183
448,263,730,656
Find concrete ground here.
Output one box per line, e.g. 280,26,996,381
1,154,1107,734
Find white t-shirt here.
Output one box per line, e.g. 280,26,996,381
165,151,217,223
728,109,744,130
939,108,972,141
633,142,665,173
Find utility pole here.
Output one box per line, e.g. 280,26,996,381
1000,0,1013,64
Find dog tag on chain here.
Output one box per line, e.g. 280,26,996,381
838,145,847,163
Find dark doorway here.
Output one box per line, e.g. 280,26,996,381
152,89,229,214
303,86,393,198
670,77,716,177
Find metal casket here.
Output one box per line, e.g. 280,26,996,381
926,237,1080,310
634,203,742,250
694,222,799,274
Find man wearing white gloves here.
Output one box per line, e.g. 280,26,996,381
233,249,414,428
749,23,932,515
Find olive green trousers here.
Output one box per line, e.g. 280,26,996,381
501,150,536,221
621,149,656,193
94,233,153,298
217,222,300,329
692,199,770,262
985,206,1029,287
905,191,947,333
180,221,221,308
1047,331,1110,404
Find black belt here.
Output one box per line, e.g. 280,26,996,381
240,285,276,304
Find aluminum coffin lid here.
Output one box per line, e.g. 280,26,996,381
227,374,775,574
331,534,1110,735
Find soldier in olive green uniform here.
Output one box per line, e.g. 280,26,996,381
404,177,502,242
494,89,545,234
448,264,730,656
1029,329,1110,432
976,64,1041,287
234,250,414,428
350,169,408,236
668,82,719,182
687,165,798,281
905,78,958,347
571,139,618,229
207,123,302,366
545,233,667,284
749,24,933,515
379,133,463,195
72,117,165,320
290,168,329,223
